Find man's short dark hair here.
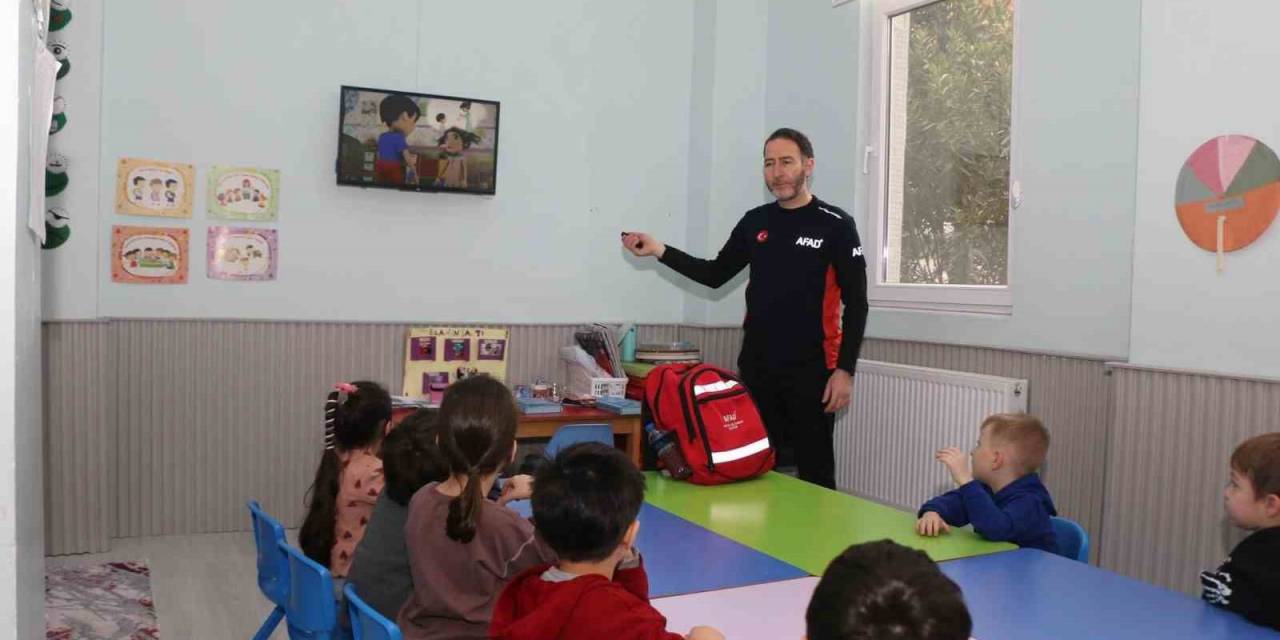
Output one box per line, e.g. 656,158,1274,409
765,127,814,159
531,442,645,562
380,408,446,506
806,540,972,640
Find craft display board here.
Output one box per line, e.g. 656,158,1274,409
402,327,509,403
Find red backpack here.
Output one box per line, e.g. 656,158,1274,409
644,363,775,485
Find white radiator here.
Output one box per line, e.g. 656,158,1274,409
835,360,1028,511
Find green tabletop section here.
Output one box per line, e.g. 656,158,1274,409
643,471,1014,575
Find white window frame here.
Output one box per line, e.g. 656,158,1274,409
863,0,1020,315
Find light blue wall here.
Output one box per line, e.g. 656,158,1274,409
681,0,863,327
92,0,697,323
862,0,1141,358
1129,0,1280,378
680,0,1141,361
679,0,771,326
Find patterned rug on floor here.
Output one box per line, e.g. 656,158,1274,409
46,561,159,640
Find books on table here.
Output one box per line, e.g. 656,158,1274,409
517,397,562,415
596,396,641,415
392,395,438,410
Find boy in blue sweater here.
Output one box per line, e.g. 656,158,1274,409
916,413,1058,553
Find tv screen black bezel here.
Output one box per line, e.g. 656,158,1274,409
335,84,500,196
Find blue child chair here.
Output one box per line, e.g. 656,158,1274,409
504,424,616,517
545,423,615,459
1051,516,1090,563
344,583,402,640
247,500,290,640
280,541,340,639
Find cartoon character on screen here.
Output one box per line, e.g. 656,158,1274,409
459,101,473,132
436,127,481,189
131,176,145,202
374,94,421,185
164,179,178,205
148,178,164,203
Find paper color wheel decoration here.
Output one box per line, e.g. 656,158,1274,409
1175,135,1280,271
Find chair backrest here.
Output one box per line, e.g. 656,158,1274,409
248,500,290,607
344,583,402,640
280,541,338,639
1051,516,1090,563
545,423,615,459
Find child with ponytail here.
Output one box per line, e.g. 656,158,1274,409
397,375,554,640
298,380,392,579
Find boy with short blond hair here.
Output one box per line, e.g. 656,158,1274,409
916,413,1059,553
1200,432,1280,630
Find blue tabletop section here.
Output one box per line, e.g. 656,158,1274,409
506,500,808,597
940,549,1280,639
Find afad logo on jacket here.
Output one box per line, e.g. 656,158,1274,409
795,236,824,249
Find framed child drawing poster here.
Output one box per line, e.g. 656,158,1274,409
207,227,277,281
115,158,195,218
402,326,508,403
111,225,189,284
208,166,280,221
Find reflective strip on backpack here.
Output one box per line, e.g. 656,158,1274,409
693,379,739,396
709,437,770,464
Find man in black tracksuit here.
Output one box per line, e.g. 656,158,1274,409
622,128,868,489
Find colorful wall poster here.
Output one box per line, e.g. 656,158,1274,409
207,166,280,221
111,225,189,284
402,327,509,402
115,157,195,218
207,227,278,281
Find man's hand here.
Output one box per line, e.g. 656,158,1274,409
916,511,951,537
822,368,853,413
621,232,665,259
936,447,973,486
497,474,534,506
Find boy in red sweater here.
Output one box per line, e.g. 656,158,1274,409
489,443,723,640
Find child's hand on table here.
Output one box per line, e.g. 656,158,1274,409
497,474,534,505
686,626,725,640
936,447,973,486
916,511,951,537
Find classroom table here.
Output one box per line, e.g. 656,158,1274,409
643,471,1014,573
505,501,807,597
654,577,817,639
392,405,643,467
656,551,1280,639
939,548,1280,639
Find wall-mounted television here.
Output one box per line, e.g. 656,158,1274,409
337,85,500,195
